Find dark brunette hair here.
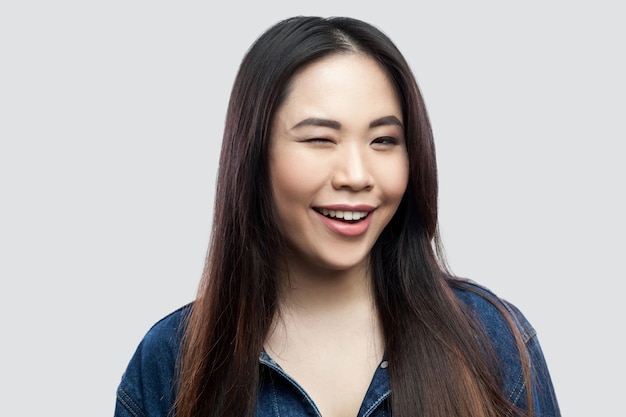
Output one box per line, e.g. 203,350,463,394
175,16,533,417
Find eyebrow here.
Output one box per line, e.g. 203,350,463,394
291,115,403,130
291,118,341,130
369,115,403,129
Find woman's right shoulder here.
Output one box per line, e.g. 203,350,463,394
141,303,193,349
114,303,193,417
125,302,193,373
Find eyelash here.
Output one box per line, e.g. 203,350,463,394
372,136,399,145
305,138,333,144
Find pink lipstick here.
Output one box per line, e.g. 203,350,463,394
313,204,375,237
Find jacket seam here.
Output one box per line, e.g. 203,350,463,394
362,390,390,417
117,387,146,417
270,375,281,417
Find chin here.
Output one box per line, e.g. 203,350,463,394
312,252,371,273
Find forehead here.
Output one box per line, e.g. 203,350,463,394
275,53,403,126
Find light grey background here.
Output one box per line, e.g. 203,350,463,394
1,2,623,416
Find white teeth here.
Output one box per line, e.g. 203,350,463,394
318,208,367,221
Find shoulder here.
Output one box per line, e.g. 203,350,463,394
126,303,191,371
448,277,535,378
140,304,192,354
115,304,192,417
448,277,561,415
449,277,536,344
449,278,531,404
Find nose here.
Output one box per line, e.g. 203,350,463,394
330,145,374,191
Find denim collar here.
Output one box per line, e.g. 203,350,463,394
259,349,391,417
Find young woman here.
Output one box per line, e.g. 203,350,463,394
115,16,560,417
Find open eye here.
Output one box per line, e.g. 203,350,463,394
371,136,400,146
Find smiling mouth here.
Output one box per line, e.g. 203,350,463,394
314,208,370,223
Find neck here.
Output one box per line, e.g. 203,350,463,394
267,256,383,362
276,258,375,316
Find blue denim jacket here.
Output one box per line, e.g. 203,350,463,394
114,280,560,416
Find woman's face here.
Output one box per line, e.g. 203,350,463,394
269,53,409,274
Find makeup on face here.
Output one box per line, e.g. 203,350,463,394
269,53,409,273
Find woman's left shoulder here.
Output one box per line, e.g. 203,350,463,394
448,276,562,416
448,277,536,344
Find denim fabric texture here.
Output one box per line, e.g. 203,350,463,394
114,280,560,417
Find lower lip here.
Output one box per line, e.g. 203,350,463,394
315,210,373,237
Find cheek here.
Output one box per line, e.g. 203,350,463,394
269,154,318,214
381,157,410,202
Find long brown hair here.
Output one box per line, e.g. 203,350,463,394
175,16,533,417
